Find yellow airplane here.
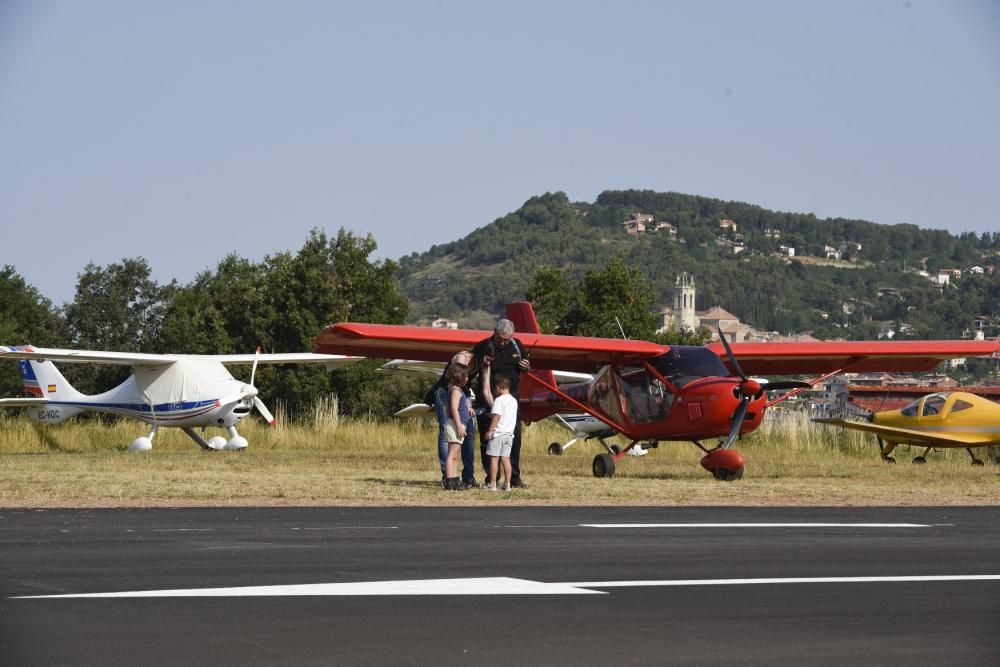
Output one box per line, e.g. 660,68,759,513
814,391,1000,466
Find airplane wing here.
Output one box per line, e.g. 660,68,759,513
379,358,594,384
314,323,998,375
213,353,361,370
0,398,49,407
812,418,995,447
710,340,1000,375
1,346,360,370
0,346,175,366
394,402,435,418
314,324,666,373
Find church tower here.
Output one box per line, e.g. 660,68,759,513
673,272,697,331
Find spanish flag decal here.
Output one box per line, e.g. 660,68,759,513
47,384,57,393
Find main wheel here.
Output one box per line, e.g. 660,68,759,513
883,456,896,464
712,467,744,481
592,453,616,478
912,456,926,464
971,458,984,466
548,442,563,456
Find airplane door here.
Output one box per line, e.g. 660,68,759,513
615,365,672,425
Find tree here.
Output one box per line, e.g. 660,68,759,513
526,255,660,340
63,258,171,394
524,266,571,334
0,266,66,397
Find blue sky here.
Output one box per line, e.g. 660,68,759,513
1,0,998,305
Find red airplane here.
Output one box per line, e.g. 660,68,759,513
314,303,999,481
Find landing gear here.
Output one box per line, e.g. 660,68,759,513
225,426,248,450
548,442,563,456
912,456,927,464
712,467,744,481
128,425,157,452
592,453,616,478
877,436,897,464
695,443,745,482
966,448,984,466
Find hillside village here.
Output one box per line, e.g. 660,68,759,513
621,210,1000,344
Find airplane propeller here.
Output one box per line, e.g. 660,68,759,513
717,327,808,450
249,346,276,426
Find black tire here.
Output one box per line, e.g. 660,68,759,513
912,456,926,464
548,443,563,456
592,453,616,478
712,467,744,482
883,456,896,464
972,458,985,466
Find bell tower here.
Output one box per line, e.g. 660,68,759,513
673,272,697,331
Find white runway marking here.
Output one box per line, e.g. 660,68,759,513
578,523,937,528
15,575,1000,599
294,526,400,531
14,577,601,598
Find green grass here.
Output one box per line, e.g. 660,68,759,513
1,410,998,507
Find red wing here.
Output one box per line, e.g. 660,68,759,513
314,323,667,373
708,340,1000,375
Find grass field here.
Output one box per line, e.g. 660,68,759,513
1,410,998,507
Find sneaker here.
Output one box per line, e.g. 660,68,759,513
483,482,497,491
510,479,529,490
462,479,479,490
501,482,511,491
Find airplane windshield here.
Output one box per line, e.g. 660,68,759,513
650,347,731,388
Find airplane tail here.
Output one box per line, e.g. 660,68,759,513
506,302,559,423
15,354,86,422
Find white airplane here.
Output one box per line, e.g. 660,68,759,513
381,360,649,457
0,345,359,451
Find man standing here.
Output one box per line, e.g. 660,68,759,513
472,319,531,488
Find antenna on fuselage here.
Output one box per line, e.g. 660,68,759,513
614,316,628,340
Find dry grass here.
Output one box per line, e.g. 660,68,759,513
1,409,998,507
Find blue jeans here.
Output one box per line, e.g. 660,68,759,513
435,387,476,482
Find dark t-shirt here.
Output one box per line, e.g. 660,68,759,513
472,335,527,408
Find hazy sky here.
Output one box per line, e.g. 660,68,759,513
2,0,998,305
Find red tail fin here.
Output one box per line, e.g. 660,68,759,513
506,302,558,422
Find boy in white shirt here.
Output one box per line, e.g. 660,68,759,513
483,373,518,491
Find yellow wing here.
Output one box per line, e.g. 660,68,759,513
813,418,994,448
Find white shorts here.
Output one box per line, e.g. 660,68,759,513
486,433,513,458
444,419,463,444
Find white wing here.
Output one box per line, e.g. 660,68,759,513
1,346,360,371
0,346,173,366
379,358,593,384
0,398,49,407
214,353,361,370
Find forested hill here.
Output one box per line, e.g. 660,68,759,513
397,190,1000,339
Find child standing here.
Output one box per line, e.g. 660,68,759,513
483,373,517,491
443,363,470,491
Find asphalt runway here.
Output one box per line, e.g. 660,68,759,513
2,506,999,666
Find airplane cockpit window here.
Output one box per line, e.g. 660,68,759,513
650,347,730,388
922,394,946,417
588,366,624,426
900,399,920,417
615,365,672,424
949,399,974,413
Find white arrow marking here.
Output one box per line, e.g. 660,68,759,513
14,577,602,598
14,574,1000,599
